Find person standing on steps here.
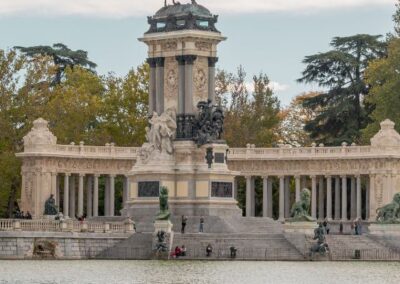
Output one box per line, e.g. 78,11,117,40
181,215,187,234
199,216,204,233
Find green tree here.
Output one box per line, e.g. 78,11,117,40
362,38,400,141
15,43,97,85
298,34,386,145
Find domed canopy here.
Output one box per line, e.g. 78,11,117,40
154,3,212,19
146,2,219,34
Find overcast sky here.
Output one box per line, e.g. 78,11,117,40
0,0,396,105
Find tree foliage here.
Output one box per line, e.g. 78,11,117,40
362,38,400,141
298,34,386,145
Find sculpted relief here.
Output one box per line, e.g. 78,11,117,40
194,68,207,92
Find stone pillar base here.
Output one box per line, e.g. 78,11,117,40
152,220,174,260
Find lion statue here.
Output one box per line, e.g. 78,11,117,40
376,193,400,223
290,188,314,221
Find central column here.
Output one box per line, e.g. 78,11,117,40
208,57,218,103
262,176,270,217
334,176,341,220
155,57,165,115
318,176,325,220
105,176,110,216
251,177,256,217
184,55,197,114
341,176,348,221
326,176,332,220
63,173,70,217
279,176,285,221
78,173,84,217
86,175,93,218
356,175,362,219
146,58,157,115
69,175,76,218
109,175,115,217
311,176,317,220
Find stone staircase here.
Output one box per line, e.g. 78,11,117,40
325,234,400,260
95,232,153,260
172,232,305,260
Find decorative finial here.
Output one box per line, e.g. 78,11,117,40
164,0,167,7
192,0,198,4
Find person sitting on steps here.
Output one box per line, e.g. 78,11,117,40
206,243,213,257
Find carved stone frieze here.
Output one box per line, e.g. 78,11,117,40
195,41,212,51
194,67,207,91
161,41,178,51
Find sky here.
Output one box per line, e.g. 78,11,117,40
0,0,396,105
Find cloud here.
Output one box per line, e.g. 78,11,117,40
0,0,395,17
245,81,289,94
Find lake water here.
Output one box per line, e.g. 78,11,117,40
0,260,399,284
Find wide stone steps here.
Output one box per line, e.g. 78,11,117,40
172,233,305,260
325,235,400,260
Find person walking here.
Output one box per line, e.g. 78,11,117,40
199,216,204,233
181,215,187,234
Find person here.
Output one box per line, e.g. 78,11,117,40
181,245,186,257
181,215,187,234
323,220,328,234
357,219,362,235
339,222,343,234
26,211,32,219
206,243,213,257
230,246,237,258
325,220,330,235
174,246,182,258
199,216,204,233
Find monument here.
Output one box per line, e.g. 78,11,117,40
122,0,241,224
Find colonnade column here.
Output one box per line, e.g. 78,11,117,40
295,176,301,202
93,174,99,217
334,177,341,220
104,176,110,216
69,175,76,218
356,175,362,219
311,176,317,220
109,175,115,217
155,57,165,115
208,57,218,104
341,176,347,221
51,172,57,206
78,174,84,217
184,56,197,115
86,175,93,218
366,176,370,220
350,177,356,220
146,58,157,115
267,178,273,218
284,177,290,218
262,176,269,217
176,56,186,117
318,176,325,220
369,175,376,221
245,176,252,217
279,176,285,221
63,173,70,217
123,176,128,206
326,176,332,220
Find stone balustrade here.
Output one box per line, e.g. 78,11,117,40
0,219,135,234
21,143,140,159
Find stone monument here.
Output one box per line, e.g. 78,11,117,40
123,0,241,224
153,187,173,259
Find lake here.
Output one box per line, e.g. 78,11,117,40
0,260,399,284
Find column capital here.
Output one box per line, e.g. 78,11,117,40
146,58,157,68
294,175,301,179
79,173,86,177
51,172,57,176
65,173,71,177
310,175,317,179
155,57,165,67
183,55,197,65
325,175,332,179
340,175,347,179
176,55,186,65
208,57,219,67
109,174,117,179
263,176,269,180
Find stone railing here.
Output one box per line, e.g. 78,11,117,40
228,145,400,160
20,143,140,160
0,219,135,234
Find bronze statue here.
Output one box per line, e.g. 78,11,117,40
155,230,168,252
310,223,329,256
156,187,170,220
44,194,58,215
193,100,224,146
290,188,313,221
376,193,400,223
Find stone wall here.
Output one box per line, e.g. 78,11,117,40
0,232,129,259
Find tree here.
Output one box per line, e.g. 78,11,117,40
15,43,97,85
278,93,318,147
298,34,386,145
394,0,400,37
362,38,400,141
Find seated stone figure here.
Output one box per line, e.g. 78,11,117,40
44,194,58,216
376,193,400,223
290,188,314,221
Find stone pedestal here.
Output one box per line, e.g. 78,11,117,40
152,220,174,260
284,222,318,234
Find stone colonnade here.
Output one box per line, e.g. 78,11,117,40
54,173,129,218
240,175,370,221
